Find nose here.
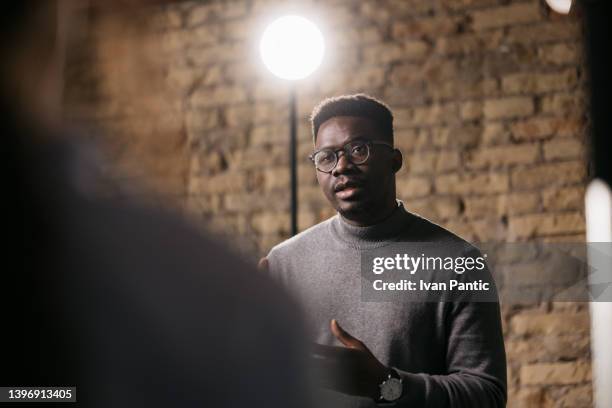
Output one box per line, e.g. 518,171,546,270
332,150,355,176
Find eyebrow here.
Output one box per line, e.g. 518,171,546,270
317,136,370,150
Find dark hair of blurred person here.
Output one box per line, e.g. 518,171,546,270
2,2,312,407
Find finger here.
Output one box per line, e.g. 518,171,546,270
311,343,362,360
331,319,366,351
257,257,269,273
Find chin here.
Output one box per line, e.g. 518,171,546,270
336,199,370,220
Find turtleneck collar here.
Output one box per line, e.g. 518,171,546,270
328,200,414,249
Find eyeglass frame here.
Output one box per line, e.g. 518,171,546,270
308,140,395,173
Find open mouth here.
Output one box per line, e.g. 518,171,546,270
334,179,364,200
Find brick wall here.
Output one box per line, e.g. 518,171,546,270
64,0,592,405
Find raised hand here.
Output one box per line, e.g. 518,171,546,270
310,319,391,400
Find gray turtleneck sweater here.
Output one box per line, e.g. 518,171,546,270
267,202,506,407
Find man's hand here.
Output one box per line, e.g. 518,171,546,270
311,319,391,400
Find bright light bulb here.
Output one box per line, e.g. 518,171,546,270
260,15,325,81
545,0,572,14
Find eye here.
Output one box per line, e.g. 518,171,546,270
350,143,368,159
315,150,335,165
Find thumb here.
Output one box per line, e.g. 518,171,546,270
331,319,366,351
257,257,269,273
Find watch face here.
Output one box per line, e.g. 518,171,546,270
380,377,403,401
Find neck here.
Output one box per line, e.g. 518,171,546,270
340,199,399,227
329,200,413,249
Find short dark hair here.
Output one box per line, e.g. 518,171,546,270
310,94,394,143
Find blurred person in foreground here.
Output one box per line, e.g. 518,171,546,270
260,94,506,407
2,1,312,407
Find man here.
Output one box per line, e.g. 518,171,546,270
262,94,506,407
3,2,312,406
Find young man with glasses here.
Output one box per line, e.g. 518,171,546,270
262,94,506,407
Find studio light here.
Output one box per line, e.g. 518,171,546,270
545,0,572,14
260,15,324,81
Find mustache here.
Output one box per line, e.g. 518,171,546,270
333,177,365,192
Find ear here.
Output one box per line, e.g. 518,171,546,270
392,149,403,173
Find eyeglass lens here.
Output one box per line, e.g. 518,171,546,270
314,142,370,172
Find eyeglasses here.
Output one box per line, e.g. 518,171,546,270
309,140,394,173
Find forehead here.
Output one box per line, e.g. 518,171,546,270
315,116,382,149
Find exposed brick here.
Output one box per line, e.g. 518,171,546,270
471,3,541,31
484,97,534,120
200,171,246,194
224,191,288,212
191,85,247,108
251,212,290,235
362,41,430,64
406,152,436,175
263,167,289,191
435,196,462,218
507,388,544,408
482,123,511,145
163,9,183,30
511,161,585,190
460,101,483,120
435,34,486,56
543,138,584,161
506,335,590,365
298,185,324,205
555,384,593,407
185,109,219,138
521,361,591,385
394,108,415,130
435,172,509,195
440,0,499,12
395,129,431,151
541,91,587,115
507,192,540,215
463,192,539,218
411,103,459,126
186,43,246,66
334,26,382,47
389,62,425,86
185,193,222,214
343,66,387,90
436,151,461,172
166,66,200,92
397,176,432,198
187,1,248,26
250,124,289,146
432,125,481,148
511,117,583,141
392,16,463,39
428,77,499,101
538,43,581,65
465,144,539,169
463,196,500,219
360,2,391,22
506,21,581,45
542,187,584,211
190,25,223,46
298,210,318,232
502,69,578,94
508,212,585,239
511,312,589,336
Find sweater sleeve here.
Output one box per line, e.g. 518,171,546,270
389,242,506,408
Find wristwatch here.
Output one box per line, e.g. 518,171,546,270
378,368,403,404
